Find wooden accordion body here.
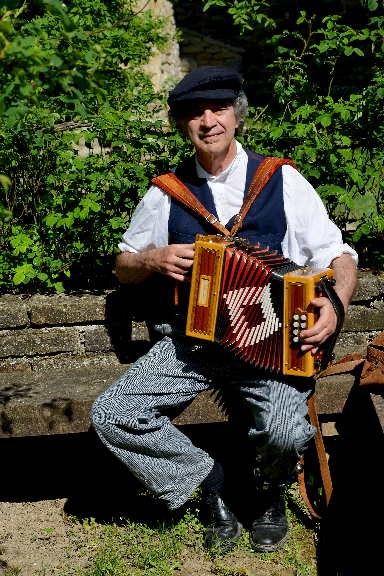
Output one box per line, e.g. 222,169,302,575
186,235,334,377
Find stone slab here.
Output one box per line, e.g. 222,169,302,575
30,294,106,325
0,365,129,438
0,365,228,438
0,296,29,329
342,303,384,332
0,327,81,358
0,361,370,439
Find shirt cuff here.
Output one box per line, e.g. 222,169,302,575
310,245,358,269
118,242,138,253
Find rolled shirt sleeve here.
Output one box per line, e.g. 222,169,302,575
281,165,358,268
118,185,171,253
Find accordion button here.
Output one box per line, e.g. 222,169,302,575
293,336,300,342
293,321,299,327
293,314,299,320
300,315,307,321
293,329,299,335
301,323,307,329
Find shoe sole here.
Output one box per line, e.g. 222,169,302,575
249,529,289,553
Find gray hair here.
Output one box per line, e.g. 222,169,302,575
233,91,249,135
168,91,249,136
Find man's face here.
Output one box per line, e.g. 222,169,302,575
178,100,239,159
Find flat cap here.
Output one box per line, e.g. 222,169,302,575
168,66,242,109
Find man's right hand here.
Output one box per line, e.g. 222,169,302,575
144,243,195,282
116,244,195,284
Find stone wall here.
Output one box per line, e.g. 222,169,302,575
1,270,383,373
140,1,244,88
178,28,244,75
140,0,181,91
0,290,150,373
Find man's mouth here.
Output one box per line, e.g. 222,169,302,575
201,132,223,139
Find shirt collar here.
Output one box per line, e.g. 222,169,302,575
195,140,243,183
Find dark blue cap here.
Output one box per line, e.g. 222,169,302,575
168,66,242,110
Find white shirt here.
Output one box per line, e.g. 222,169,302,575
119,141,358,268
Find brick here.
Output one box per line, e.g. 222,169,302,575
352,271,384,302
83,327,113,352
0,296,29,329
30,294,106,325
342,303,384,332
0,328,81,358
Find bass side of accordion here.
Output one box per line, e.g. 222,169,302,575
185,235,335,378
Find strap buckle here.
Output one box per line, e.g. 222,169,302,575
205,213,217,225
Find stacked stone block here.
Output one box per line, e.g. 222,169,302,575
0,291,150,373
0,270,383,373
178,28,244,75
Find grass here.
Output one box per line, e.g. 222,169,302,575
58,484,318,576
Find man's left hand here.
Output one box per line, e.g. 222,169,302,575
299,297,337,355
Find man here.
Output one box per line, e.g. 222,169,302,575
91,67,357,553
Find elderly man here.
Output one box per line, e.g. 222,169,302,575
91,67,357,553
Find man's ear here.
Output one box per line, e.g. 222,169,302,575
176,117,187,135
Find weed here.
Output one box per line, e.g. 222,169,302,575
62,502,318,576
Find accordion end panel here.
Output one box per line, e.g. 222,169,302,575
282,268,334,377
186,238,229,341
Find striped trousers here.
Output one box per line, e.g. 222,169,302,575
90,335,316,510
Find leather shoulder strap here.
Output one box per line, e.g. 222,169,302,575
297,392,333,519
230,156,297,237
152,172,230,237
152,155,297,240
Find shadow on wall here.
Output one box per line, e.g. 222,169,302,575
103,275,178,363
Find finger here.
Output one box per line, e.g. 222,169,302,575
300,328,330,345
173,256,194,270
167,272,192,283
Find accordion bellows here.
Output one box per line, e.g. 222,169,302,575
186,235,334,377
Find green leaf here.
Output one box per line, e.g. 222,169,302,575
320,115,332,128
368,0,379,11
50,54,63,67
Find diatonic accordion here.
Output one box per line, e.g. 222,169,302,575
186,235,335,377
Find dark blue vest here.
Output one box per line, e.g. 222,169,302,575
168,149,287,252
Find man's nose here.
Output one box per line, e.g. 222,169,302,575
201,109,216,127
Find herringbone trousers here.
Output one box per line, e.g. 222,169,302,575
90,335,316,510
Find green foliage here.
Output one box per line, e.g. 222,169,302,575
0,0,191,293
2,0,384,295
242,7,384,268
200,0,275,33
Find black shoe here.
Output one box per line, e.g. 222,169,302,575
249,491,289,553
203,494,243,552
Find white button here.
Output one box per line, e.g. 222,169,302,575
300,315,307,321
293,314,299,320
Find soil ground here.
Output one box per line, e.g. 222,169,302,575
0,495,317,576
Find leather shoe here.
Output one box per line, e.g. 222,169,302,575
249,491,289,552
203,494,243,552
